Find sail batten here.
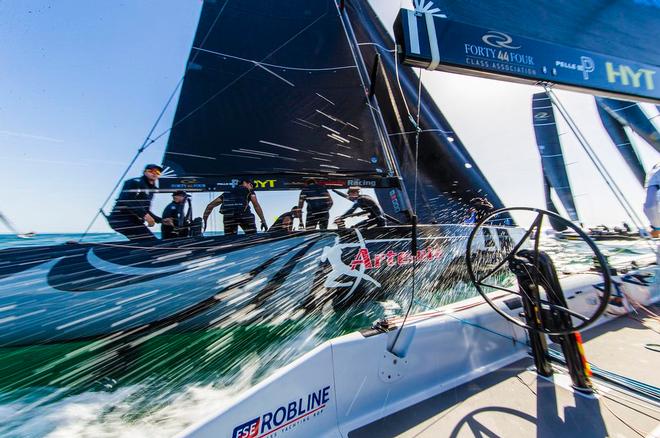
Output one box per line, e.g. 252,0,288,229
161,0,396,191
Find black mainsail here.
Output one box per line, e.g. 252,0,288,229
595,99,646,186
596,97,660,153
161,0,399,192
532,92,579,230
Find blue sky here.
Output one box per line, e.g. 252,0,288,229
1,0,658,234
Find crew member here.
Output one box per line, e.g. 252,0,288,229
298,178,333,230
107,164,162,240
464,197,494,224
269,206,302,233
334,187,385,229
203,179,268,235
644,164,660,238
161,190,189,239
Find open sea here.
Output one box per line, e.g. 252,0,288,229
0,232,655,437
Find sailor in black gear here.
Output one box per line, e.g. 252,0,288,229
203,179,268,235
335,187,385,229
298,178,333,230
161,191,190,239
269,206,302,233
107,164,162,241
464,197,494,224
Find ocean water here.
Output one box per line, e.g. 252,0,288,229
0,232,655,437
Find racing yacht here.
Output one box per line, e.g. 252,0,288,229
174,0,659,436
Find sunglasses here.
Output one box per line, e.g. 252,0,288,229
147,168,162,176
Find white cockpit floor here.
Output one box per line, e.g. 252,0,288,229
350,307,660,438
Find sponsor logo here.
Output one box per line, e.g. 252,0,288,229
231,386,331,438
347,179,377,187
463,35,535,76
321,230,381,293
580,56,595,79
413,0,447,17
534,112,550,120
254,179,277,189
171,183,206,189
389,189,401,213
554,56,595,80
321,229,443,299
349,247,443,270
481,31,521,49
215,179,240,188
605,62,656,91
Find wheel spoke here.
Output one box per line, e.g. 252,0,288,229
538,299,590,322
478,282,531,301
475,219,539,283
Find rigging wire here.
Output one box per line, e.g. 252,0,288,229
78,1,231,242
389,66,423,354
388,1,431,354
78,76,184,242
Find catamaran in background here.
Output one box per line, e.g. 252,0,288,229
0,0,658,436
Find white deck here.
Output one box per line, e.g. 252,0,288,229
351,306,660,437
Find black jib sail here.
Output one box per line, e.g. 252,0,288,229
344,0,506,224
161,0,399,192
595,100,646,186
596,97,660,153
532,92,579,230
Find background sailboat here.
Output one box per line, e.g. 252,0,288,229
532,92,579,231
596,97,660,152
595,99,647,186
0,210,35,238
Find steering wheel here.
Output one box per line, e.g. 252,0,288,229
465,207,612,335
